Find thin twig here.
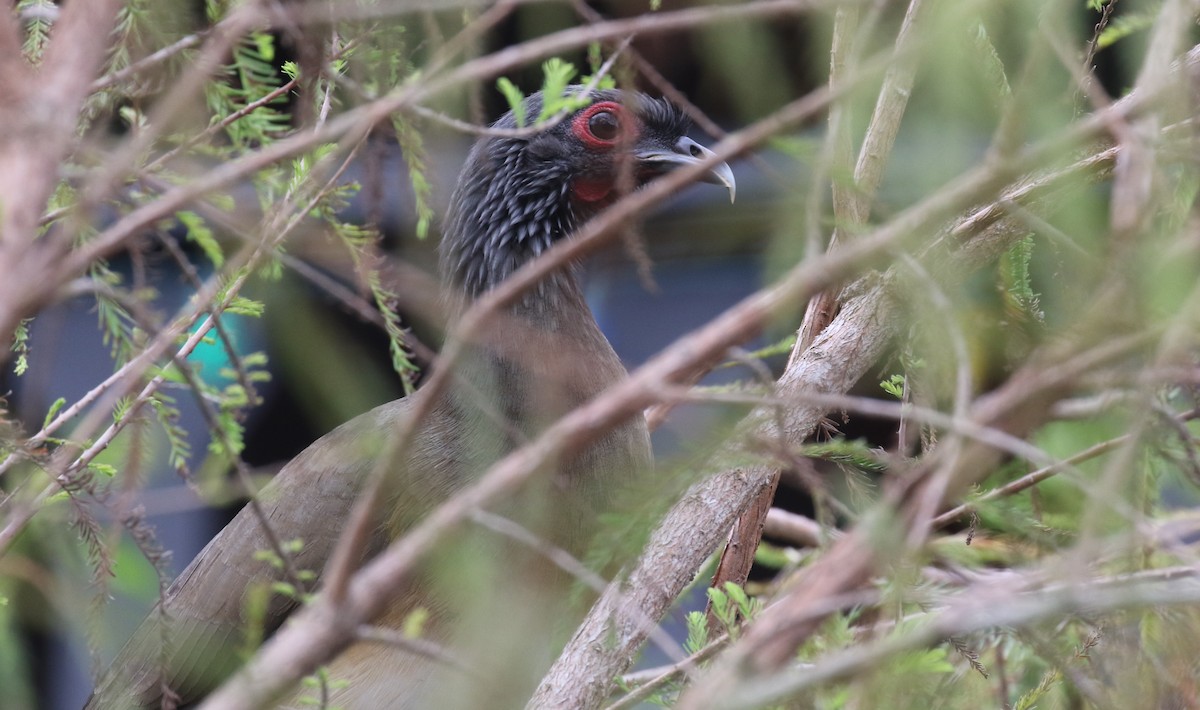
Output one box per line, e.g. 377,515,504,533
354,625,473,674
91,29,207,93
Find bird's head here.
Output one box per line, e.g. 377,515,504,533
440,88,735,298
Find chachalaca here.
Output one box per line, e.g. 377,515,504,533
85,87,734,709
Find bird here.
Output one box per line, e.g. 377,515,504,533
85,87,735,709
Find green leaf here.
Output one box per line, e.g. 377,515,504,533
880,374,905,399
153,362,189,385
972,22,1011,99
10,318,31,376
1014,667,1062,710
999,234,1044,324
800,438,886,474
226,296,265,317
706,585,739,632
240,582,271,656
112,396,132,423
1098,12,1155,49
18,0,53,64
252,32,275,63
253,548,284,569
753,540,793,569
587,42,604,74
684,610,709,655
205,34,291,151
150,392,192,475
393,116,435,241
177,210,224,267
723,582,748,610
707,585,728,612
581,44,618,91
88,463,117,478
330,216,421,394
537,58,579,122
221,384,249,408
748,333,797,361
42,397,65,429
403,607,429,638
723,581,758,619
208,408,245,457
496,77,526,127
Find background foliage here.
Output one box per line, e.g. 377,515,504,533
1,0,1199,708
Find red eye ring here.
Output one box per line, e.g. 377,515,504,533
571,101,637,149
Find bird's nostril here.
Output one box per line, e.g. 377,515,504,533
690,144,703,157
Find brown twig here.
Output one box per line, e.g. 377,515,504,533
705,0,927,628
727,575,1200,709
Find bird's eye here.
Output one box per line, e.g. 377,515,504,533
571,101,636,149
587,111,620,141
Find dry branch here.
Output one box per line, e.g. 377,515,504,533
533,42,1200,698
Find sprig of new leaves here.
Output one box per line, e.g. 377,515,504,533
496,55,618,128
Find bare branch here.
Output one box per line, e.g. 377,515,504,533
733,576,1200,709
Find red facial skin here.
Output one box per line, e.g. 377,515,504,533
568,101,643,205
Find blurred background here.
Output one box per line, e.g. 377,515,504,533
0,1,1156,707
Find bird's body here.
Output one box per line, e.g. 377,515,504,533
86,88,733,709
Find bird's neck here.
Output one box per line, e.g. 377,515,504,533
441,212,617,392
441,225,627,431
444,266,619,391
439,138,585,297
438,145,629,408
